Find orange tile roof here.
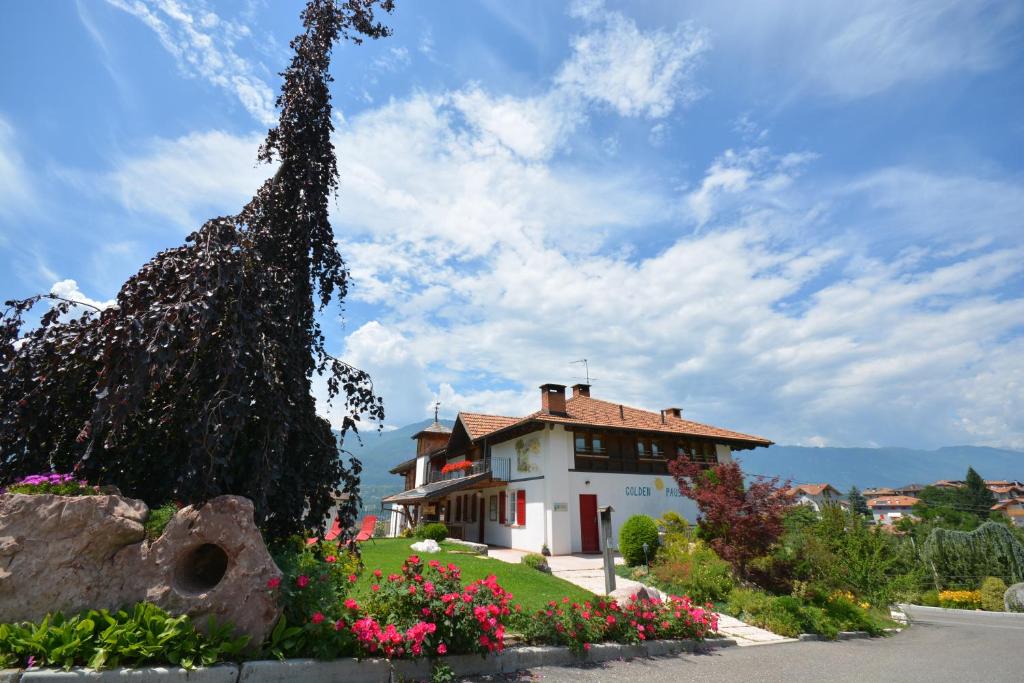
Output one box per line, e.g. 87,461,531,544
462,395,770,447
788,483,840,497
867,496,920,508
988,485,1024,494
457,412,521,440
991,498,1024,511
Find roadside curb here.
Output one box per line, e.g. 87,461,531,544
898,604,1024,619
796,631,874,642
0,638,737,683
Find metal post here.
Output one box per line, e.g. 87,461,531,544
599,505,615,594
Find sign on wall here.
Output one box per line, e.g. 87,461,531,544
553,502,568,511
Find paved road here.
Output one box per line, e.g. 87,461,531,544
467,606,1024,683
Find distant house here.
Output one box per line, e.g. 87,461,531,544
991,499,1024,528
893,483,926,497
867,496,920,526
932,480,964,489
785,483,844,513
987,483,1024,501
383,383,771,554
863,487,896,497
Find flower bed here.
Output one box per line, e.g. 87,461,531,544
440,461,474,475
938,590,982,610
1,472,97,496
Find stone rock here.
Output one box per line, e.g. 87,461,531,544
1005,582,1024,612
0,493,280,647
611,583,666,607
409,539,441,553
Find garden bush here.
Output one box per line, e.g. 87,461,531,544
144,503,178,541
520,553,550,573
0,603,248,671
513,594,717,654
980,577,1007,611
650,544,734,603
619,515,659,567
938,590,982,610
918,589,941,607
417,523,449,543
725,588,890,639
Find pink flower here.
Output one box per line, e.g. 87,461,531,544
296,575,310,589
266,577,281,590
373,569,383,578
344,598,358,610
371,584,380,592
311,612,325,625
334,619,346,631
348,574,358,583
583,643,591,651
437,643,447,655
325,555,337,563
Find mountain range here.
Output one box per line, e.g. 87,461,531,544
341,420,1024,502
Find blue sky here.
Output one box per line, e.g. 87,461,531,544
1,0,1022,449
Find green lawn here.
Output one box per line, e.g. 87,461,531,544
354,538,595,613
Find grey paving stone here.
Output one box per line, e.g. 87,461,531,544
0,670,21,683
239,658,390,683
837,631,871,640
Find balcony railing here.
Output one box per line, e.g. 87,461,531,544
428,457,511,484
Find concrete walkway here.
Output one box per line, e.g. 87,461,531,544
487,549,790,647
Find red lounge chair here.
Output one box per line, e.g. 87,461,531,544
354,515,377,543
306,516,343,545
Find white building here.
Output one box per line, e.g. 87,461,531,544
785,483,844,513
383,383,772,555
866,495,920,526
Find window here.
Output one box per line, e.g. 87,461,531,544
507,489,518,525
516,490,526,526
456,496,463,522
471,494,478,523
575,435,586,451
498,491,507,524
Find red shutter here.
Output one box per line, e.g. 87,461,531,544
499,491,507,524
516,490,526,526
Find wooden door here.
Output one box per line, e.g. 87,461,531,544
579,494,599,553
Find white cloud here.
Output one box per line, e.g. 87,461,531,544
49,279,116,319
557,8,710,118
687,0,1020,99
104,0,277,124
0,116,33,221
94,130,274,228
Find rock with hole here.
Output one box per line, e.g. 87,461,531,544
0,493,280,647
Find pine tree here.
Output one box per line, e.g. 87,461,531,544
848,486,871,517
959,467,996,518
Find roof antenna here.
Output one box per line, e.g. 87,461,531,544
433,401,440,423
570,359,591,384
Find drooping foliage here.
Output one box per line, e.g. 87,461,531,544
669,459,791,579
0,0,395,540
922,522,1024,588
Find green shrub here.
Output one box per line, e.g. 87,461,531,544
520,553,550,573
650,544,734,603
3,473,97,497
725,588,890,640
980,577,1008,611
144,503,177,541
619,515,659,567
417,523,449,542
270,538,360,635
919,589,941,607
0,603,248,671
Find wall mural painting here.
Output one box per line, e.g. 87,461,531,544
515,437,541,472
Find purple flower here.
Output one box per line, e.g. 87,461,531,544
26,656,36,669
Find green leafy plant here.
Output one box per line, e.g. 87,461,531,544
520,553,550,573
431,662,456,683
980,577,1008,612
618,515,659,567
725,588,891,640
269,537,360,634
144,503,178,541
417,523,448,543
0,603,247,671
923,522,1024,589
650,543,734,603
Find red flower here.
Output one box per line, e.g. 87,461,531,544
583,643,592,651
296,575,309,589
437,643,447,655
344,598,358,610
373,569,383,578
348,574,358,583
266,577,281,589
371,584,380,592
311,612,325,625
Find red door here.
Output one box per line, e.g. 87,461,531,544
478,498,486,543
579,494,599,553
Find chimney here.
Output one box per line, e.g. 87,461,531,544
571,383,590,398
664,407,683,419
540,383,567,415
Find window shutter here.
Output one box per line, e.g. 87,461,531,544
499,491,507,524
516,490,526,526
